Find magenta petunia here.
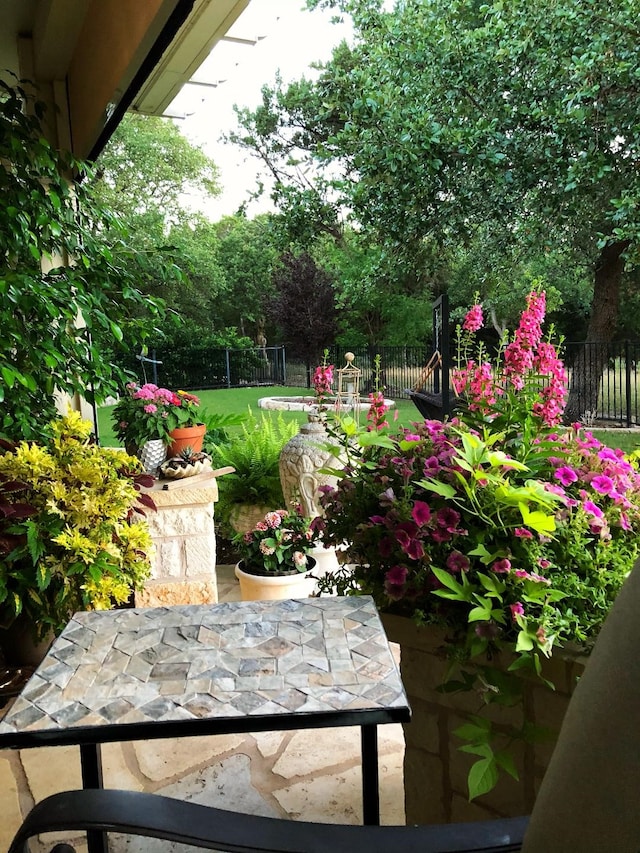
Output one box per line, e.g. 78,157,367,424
514,527,533,538
492,558,512,573
384,565,409,601
591,475,614,496
446,551,470,573
582,500,603,518
436,507,461,532
411,500,432,526
554,466,578,486
509,602,525,621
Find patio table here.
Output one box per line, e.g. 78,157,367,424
0,596,410,853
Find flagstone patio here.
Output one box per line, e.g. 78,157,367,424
0,565,405,853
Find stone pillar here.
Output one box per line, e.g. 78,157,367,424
381,614,585,824
136,477,219,607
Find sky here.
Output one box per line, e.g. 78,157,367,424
170,0,353,220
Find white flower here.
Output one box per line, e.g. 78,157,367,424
293,551,307,568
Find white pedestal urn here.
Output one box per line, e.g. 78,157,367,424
234,559,317,601
279,417,341,518
279,417,343,589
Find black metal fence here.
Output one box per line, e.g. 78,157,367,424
135,340,640,426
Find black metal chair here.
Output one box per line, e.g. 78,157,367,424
9,558,640,852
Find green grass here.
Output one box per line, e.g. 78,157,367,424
98,387,639,453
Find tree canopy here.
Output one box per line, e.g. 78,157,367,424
233,0,640,414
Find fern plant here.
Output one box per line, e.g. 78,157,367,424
212,413,298,529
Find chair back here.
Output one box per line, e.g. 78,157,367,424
523,558,640,852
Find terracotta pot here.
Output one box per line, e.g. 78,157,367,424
167,424,206,458
234,558,316,601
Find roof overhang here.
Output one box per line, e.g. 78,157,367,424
1,0,251,159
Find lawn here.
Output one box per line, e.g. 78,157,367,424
97,386,424,446
98,386,640,453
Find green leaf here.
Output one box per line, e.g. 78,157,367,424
416,478,456,499
519,504,556,534
494,750,520,780
467,757,499,800
431,566,467,596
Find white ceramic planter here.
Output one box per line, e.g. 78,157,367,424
234,560,316,601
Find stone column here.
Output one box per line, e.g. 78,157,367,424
136,477,219,607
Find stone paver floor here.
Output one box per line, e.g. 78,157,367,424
0,566,405,852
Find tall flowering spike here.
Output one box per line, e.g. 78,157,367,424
463,302,484,333
503,289,547,389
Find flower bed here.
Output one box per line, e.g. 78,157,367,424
313,290,640,806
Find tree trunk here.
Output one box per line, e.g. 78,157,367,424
563,240,630,423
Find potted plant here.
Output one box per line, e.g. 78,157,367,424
314,290,640,822
233,506,316,601
164,390,206,458
0,412,155,660
112,383,205,471
213,413,298,534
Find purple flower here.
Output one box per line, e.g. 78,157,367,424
424,455,441,473
591,475,614,496
554,466,578,486
598,447,619,462
384,565,409,600
492,558,511,573
411,501,431,526
509,602,525,622
436,507,461,532
514,527,533,538
446,551,470,573
404,433,421,442
582,500,603,518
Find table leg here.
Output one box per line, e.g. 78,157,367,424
360,724,380,825
80,743,108,853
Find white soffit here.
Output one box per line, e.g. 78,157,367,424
132,0,253,115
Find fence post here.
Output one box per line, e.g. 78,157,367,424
625,340,632,428
281,346,287,385
225,349,231,389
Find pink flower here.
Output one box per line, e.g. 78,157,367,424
447,551,470,573
411,501,432,526
463,303,484,333
554,466,577,486
384,565,409,600
509,602,525,622
436,507,461,532
514,527,533,538
492,558,512,573
264,512,283,529
259,541,275,556
293,551,308,568
143,404,157,414
582,500,603,518
591,475,614,496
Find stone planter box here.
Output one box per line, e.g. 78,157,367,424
381,613,587,824
136,476,220,607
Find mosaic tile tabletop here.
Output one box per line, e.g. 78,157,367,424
0,596,409,747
